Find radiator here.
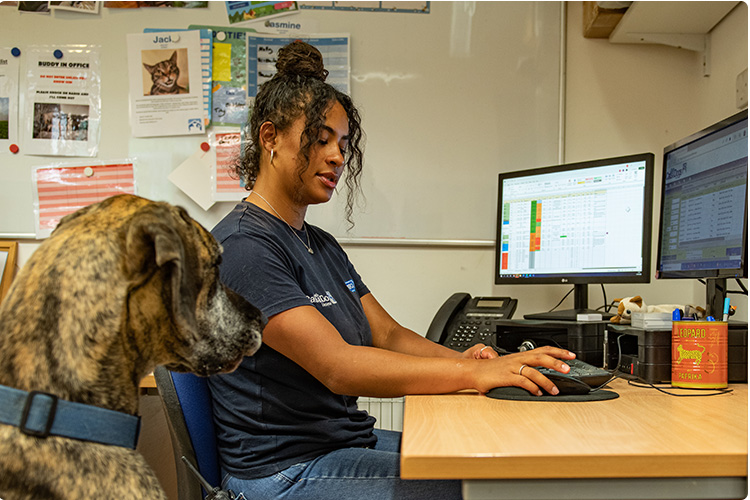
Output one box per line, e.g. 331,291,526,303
357,397,405,432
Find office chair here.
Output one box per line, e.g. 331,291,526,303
153,366,222,500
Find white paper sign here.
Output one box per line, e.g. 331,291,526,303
127,31,205,137
168,146,215,211
21,45,101,157
0,48,20,155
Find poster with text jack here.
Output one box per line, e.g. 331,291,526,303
127,30,204,137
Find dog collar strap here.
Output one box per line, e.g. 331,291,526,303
0,385,141,449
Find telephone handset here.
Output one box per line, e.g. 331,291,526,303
426,293,518,351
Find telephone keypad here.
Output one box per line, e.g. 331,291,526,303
447,319,494,349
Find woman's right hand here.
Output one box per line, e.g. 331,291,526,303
472,346,576,396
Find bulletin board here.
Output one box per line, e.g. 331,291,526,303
0,2,562,243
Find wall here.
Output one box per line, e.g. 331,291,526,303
348,1,749,331
563,0,748,322
10,1,750,333
0,1,561,241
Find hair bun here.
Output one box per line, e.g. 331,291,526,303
275,40,329,82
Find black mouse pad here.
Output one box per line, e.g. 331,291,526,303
486,386,619,402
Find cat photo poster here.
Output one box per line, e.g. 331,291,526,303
127,30,204,137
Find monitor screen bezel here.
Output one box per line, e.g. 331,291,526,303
494,152,655,286
655,109,749,281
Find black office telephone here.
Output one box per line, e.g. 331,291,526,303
426,293,518,351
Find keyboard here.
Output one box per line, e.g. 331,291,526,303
535,358,612,388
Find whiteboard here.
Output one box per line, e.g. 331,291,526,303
0,2,561,242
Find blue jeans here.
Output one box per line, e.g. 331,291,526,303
222,429,463,500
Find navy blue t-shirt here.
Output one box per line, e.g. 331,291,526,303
209,201,377,479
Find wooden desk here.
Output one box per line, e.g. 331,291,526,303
401,379,747,499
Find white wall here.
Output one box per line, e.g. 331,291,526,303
349,1,749,332
13,1,749,332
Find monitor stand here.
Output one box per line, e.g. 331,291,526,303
523,284,615,321
705,277,727,319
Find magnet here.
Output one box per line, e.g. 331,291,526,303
84,167,94,177
54,49,64,59
200,142,210,152
11,47,21,57
216,31,226,41
9,144,19,154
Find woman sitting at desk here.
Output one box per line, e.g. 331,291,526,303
209,40,575,500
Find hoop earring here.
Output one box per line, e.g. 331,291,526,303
270,149,275,164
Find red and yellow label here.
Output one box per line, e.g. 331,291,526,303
671,321,728,389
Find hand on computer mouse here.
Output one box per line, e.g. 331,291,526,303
463,343,499,360
474,346,576,396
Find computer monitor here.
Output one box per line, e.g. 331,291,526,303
656,110,748,318
495,153,654,321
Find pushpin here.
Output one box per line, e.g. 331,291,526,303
11,47,21,57
200,142,210,152
54,49,64,59
9,144,19,154
84,167,94,177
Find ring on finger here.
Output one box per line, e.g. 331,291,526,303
519,364,527,376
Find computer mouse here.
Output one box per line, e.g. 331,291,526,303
542,372,591,395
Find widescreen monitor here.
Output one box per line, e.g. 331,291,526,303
656,110,748,317
495,153,654,321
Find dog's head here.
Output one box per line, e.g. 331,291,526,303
56,194,264,377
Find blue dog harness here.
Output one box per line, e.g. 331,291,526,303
0,384,140,449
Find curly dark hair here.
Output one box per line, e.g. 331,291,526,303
235,40,365,228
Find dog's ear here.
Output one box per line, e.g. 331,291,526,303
124,205,198,334
124,206,184,279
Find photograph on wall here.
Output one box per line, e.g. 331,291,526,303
140,49,190,96
0,48,20,154
48,1,101,14
32,103,89,141
105,1,207,7
21,45,101,156
225,1,299,25
127,30,204,137
17,1,49,13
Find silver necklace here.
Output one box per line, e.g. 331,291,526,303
252,191,314,255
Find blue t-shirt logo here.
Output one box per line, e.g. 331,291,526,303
345,279,356,293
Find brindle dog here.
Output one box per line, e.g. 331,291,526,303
0,194,264,499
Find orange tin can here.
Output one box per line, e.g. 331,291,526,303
671,321,728,389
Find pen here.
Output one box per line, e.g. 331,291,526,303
722,297,730,322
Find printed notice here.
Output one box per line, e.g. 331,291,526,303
211,129,246,201
0,48,20,155
32,160,136,238
21,45,101,157
247,33,350,98
127,31,205,137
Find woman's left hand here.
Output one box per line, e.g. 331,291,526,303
464,343,498,359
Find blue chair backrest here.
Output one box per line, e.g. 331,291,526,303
170,371,221,488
